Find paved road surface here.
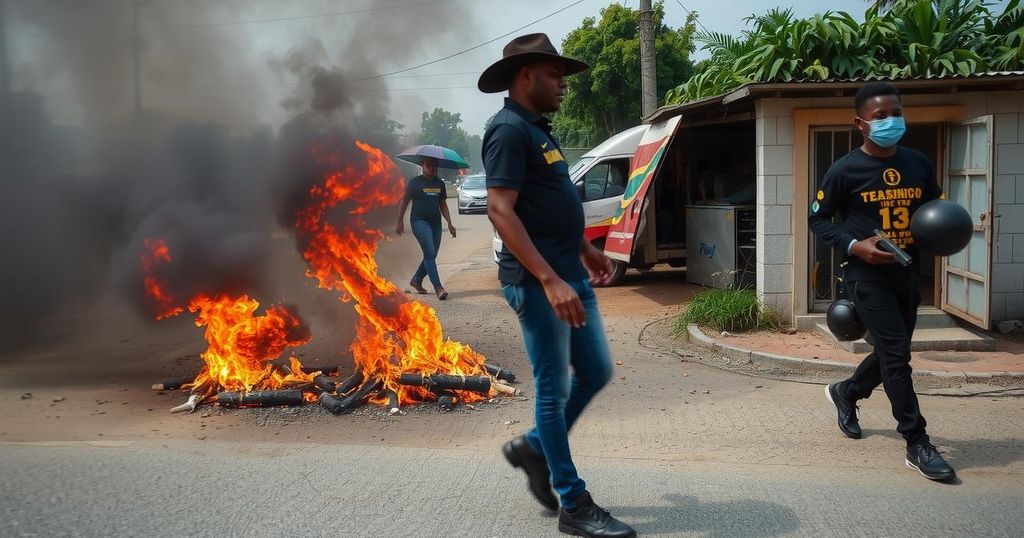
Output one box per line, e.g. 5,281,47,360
2,205,1022,537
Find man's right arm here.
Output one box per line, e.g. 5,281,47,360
808,166,893,265
808,168,857,252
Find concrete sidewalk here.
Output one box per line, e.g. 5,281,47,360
640,318,1024,395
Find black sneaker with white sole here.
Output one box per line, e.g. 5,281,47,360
906,439,956,481
825,382,862,439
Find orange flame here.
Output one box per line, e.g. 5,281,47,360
141,239,314,399
188,294,313,395
141,238,184,320
295,140,490,405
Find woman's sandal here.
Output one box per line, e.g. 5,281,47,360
409,279,429,294
435,288,449,301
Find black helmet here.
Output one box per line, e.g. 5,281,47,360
826,299,867,342
911,199,972,256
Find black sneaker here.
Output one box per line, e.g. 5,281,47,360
906,439,956,481
825,382,862,439
558,491,636,538
502,435,558,511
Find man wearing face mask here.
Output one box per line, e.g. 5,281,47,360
809,82,954,481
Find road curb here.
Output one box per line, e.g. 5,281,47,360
684,324,1024,392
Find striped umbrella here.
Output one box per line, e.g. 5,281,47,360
395,144,470,169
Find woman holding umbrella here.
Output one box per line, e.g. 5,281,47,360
395,146,466,300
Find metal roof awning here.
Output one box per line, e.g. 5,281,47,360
645,71,1024,125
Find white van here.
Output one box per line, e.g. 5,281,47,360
491,125,646,284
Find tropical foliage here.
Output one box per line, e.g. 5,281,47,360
665,0,1024,105
554,2,698,146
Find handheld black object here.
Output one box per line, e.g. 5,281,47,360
873,229,912,267
910,199,973,256
826,298,867,342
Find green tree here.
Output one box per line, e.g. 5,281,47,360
418,107,470,164
465,133,483,173
354,113,404,156
552,1,698,147
665,0,1024,104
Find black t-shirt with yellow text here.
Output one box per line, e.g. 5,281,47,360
405,175,446,224
809,147,941,282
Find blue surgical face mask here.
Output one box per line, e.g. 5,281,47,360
861,116,906,148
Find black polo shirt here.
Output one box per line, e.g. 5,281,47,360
482,98,587,285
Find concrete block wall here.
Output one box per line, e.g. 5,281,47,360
755,100,796,320
992,112,1024,321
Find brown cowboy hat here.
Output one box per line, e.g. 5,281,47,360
477,33,589,93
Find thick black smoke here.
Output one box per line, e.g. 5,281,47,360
0,1,471,351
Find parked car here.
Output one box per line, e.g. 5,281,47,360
456,174,488,214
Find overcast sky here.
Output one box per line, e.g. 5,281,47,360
5,0,1009,138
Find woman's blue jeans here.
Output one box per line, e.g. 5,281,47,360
411,219,442,289
501,279,614,509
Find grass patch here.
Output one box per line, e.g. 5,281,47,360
673,288,778,335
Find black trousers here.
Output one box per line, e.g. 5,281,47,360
840,278,927,445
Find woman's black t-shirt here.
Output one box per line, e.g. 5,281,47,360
406,175,446,224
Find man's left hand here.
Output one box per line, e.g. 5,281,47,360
448,224,457,238
581,242,613,286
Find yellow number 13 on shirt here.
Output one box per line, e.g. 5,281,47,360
879,207,910,230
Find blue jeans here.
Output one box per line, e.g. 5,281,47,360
501,279,614,509
411,219,442,289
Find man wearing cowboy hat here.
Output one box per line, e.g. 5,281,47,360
481,33,635,538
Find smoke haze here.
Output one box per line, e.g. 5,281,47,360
0,0,474,350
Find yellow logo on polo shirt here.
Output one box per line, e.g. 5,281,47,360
542,148,564,165
816,190,824,201
882,168,901,186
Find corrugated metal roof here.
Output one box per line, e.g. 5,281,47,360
790,71,1024,83
645,71,1024,124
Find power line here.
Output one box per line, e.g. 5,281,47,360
8,0,587,85
149,81,481,93
347,0,586,81
320,85,480,93
241,71,483,88
371,71,481,80
8,0,589,91
673,0,711,36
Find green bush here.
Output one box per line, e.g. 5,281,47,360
674,288,778,334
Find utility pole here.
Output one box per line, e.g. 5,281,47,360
638,0,657,118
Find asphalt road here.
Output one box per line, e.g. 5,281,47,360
2,205,1023,537
2,440,1021,538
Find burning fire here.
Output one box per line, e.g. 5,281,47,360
139,140,510,413
141,238,183,320
186,294,313,395
141,239,315,402
295,140,491,405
